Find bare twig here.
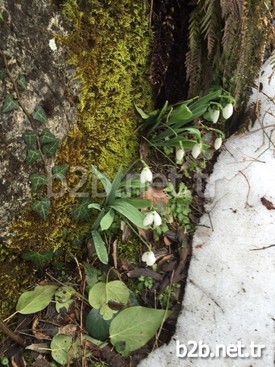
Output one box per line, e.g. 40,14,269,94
249,244,275,251
0,319,26,347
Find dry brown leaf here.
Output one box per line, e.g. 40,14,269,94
142,187,169,209
261,197,275,210
58,324,78,336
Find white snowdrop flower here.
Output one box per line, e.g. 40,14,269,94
214,137,222,150
142,251,156,266
49,38,57,51
222,103,234,119
176,148,185,162
143,212,154,227
143,211,162,227
153,211,162,227
191,143,201,159
140,166,153,184
210,109,220,124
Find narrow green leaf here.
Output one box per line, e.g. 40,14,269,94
0,69,6,80
42,139,59,157
91,230,109,264
2,94,19,113
16,285,58,314
106,166,124,206
29,173,47,192
26,148,41,165
71,198,92,222
100,209,115,231
168,103,192,124
92,166,112,195
124,198,152,209
32,105,48,123
109,306,172,356
52,164,69,181
22,131,37,147
17,74,27,89
110,199,146,229
32,197,51,220
134,104,149,119
87,203,102,211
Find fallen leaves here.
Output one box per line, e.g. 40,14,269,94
261,197,275,210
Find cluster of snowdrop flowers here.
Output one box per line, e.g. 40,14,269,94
209,103,234,124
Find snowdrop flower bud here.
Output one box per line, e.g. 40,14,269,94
191,143,201,159
210,109,220,124
49,38,57,51
140,166,153,184
176,148,185,162
153,211,162,227
214,137,222,150
142,251,156,266
143,212,154,227
222,103,234,119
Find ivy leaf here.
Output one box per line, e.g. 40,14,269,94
109,306,172,356
16,285,58,314
42,139,59,158
52,164,69,181
26,148,41,165
29,173,48,192
71,197,92,222
21,250,55,268
17,74,27,89
22,131,37,147
32,105,48,123
2,94,19,113
40,128,57,144
32,197,51,220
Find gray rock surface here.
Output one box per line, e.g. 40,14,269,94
0,0,77,241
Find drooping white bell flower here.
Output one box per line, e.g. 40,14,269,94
142,251,156,266
209,108,220,124
214,137,222,150
222,103,234,119
140,166,153,184
143,211,162,228
191,143,202,159
176,148,185,162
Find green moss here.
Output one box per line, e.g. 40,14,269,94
1,0,152,318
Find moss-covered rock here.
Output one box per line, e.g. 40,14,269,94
0,0,152,318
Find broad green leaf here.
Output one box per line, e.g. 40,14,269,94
29,173,47,192
89,280,129,320
110,306,172,356
42,139,59,157
40,128,57,144
87,203,101,211
2,94,19,113
111,199,146,229
17,74,27,89
16,285,58,314
55,286,76,312
86,308,111,341
32,197,51,220
52,164,69,181
134,104,149,119
168,103,192,124
71,198,92,221
100,209,115,231
21,250,55,268
105,166,124,206
91,230,108,265
51,334,75,366
26,148,41,165
22,131,37,147
32,105,48,123
92,166,111,195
